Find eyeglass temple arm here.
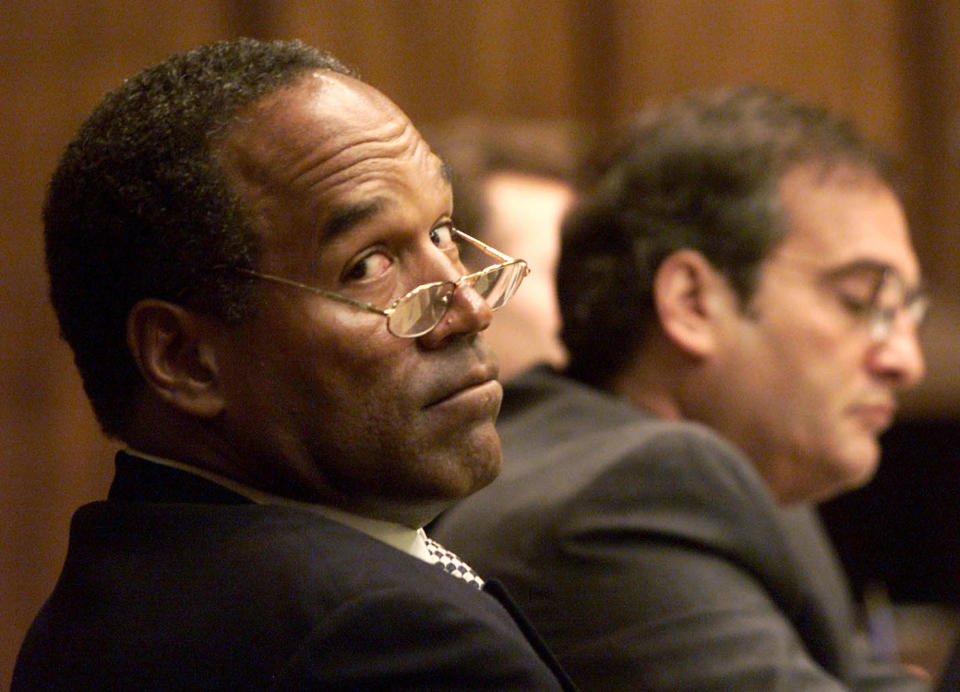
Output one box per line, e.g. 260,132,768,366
453,228,520,264
453,229,532,283
234,267,392,317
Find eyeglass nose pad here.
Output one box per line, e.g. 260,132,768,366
869,309,892,343
453,269,486,299
414,283,492,346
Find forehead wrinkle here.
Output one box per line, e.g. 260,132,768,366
295,125,450,230
287,118,423,189
226,83,452,246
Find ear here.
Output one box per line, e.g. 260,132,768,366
126,299,225,417
652,249,732,358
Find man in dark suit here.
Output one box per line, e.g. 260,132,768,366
432,86,931,689
13,38,572,690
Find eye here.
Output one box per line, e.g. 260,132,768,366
829,267,887,315
430,222,457,250
342,250,393,283
431,222,466,270
835,293,875,317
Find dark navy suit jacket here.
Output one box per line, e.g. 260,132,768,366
13,452,574,690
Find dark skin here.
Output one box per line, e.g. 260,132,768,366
126,72,503,528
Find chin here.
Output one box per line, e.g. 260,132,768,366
821,448,880,500
459,440,502,497
423,433,502,502
846,458,880,491
460,419,502,475
785,442,878,505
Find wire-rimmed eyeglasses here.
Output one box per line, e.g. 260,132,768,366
835,265,929,344
770,254,929,344
234,229,530,338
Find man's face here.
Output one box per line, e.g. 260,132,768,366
481,171,572,378
709,164,925,504
208,73,502,525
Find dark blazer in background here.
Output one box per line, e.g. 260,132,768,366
937,641,960,691
431,367,928,691
12,453,573,690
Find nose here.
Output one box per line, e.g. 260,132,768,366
416,282,493,349
868,315,926,389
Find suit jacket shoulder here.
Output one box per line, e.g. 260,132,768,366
433,367,927,691
13,453,572,691
485,367,790,567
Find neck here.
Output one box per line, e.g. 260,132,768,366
607,341,689,420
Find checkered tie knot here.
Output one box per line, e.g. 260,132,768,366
423,536,484,590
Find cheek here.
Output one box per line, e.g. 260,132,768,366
767,321,865,422
297,326,405,403
276,337,414,476
254,307,395,419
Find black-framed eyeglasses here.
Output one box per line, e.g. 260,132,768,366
235,229,530,338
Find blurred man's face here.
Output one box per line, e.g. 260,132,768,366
207,73,503,526
710,164,925,504
481,171,572,378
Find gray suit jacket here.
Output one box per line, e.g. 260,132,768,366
432,367,928,691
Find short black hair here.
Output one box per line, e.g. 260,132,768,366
44,38,355,437
559,85,891,388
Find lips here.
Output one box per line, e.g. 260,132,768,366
853,400,896,432
424,361,500,409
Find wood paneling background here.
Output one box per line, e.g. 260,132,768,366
2,1,958,684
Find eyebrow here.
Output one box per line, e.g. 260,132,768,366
319,158,453,241
320,197,388,241
825,259,926,296
438,158,453,184
824,259,894,279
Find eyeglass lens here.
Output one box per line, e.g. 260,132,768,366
388,282,456,336
387,261,525,337
867,270,928,342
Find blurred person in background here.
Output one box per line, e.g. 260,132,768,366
937,628,960,690
424,115,585,378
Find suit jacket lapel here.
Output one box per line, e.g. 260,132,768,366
483,578,578,691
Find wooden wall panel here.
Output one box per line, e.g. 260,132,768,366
900,2,960,291
270,0,583,122
0,2,240,684
1,0,958,684
606,0,910,149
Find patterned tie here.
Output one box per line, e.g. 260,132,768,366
423,536,484,590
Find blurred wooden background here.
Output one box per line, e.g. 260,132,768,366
2,0,959,685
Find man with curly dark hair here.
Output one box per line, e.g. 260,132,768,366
13,38,573,690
